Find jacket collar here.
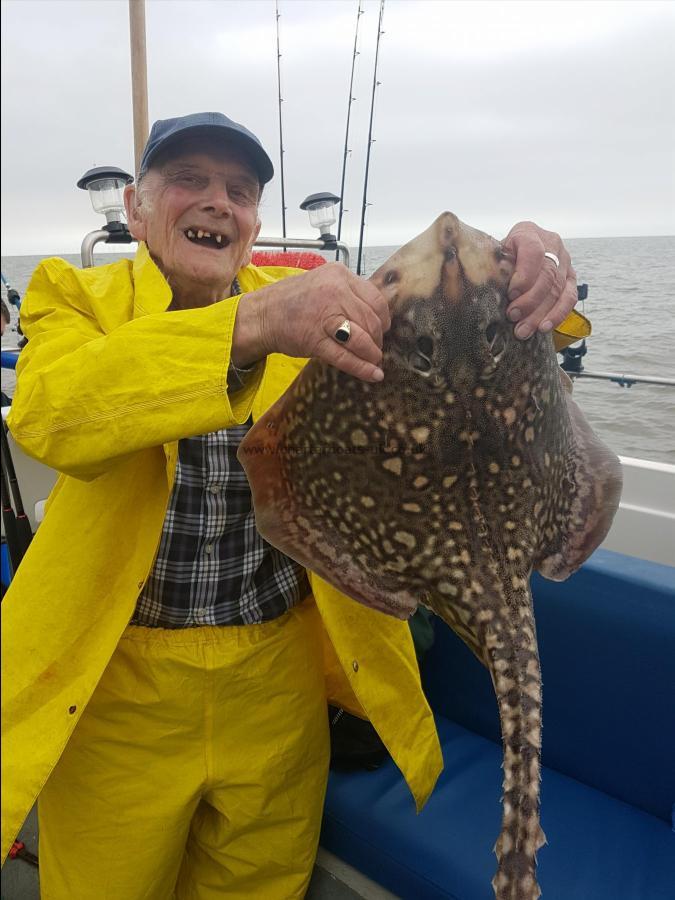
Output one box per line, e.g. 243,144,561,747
131,242,253,319
132,243,173,319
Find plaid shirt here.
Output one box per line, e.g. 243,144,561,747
131,279,309,628
131,422,309,628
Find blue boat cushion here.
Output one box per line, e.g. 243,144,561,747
322,716,675,900
422,550,675,824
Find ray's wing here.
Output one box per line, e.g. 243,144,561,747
238,379,420,620
536,370,623,581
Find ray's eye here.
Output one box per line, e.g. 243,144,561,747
417,335,434,357
445,246,457,262
384,269,399,286
485,322,499,344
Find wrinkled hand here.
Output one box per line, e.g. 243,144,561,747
233,262,391,382
502,221,578,340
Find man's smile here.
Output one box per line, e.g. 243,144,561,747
183,228,232,250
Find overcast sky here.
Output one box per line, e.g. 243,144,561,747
1,0,674,255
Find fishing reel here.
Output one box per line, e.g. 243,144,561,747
558,283,589,374
559,341,587,374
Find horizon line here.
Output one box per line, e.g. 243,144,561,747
3,233,675,259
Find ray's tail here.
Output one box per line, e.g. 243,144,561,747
486,593,546,900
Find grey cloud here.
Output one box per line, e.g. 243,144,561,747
1,0,673,255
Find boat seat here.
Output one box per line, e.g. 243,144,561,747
321,550,675,899
323,717,674,900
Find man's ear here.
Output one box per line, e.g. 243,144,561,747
241,218,262,268
124,184,147,242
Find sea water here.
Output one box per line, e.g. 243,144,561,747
2,235,674,464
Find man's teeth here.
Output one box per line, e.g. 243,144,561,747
186,229,224,244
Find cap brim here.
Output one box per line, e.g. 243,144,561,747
143,124,274,185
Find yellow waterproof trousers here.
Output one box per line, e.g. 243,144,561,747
37,601,330,899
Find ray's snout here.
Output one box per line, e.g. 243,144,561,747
436,212,515,292
370,212,515,311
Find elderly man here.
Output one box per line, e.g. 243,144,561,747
2,112,579,899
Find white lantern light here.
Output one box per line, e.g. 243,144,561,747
300,192,342,238
77,166,134,226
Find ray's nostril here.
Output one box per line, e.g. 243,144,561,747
409,352,432,373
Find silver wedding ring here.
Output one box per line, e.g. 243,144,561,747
334,319,351,343
544,251,560,269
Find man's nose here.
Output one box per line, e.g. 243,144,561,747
201,182,232,215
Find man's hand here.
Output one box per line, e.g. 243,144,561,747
502,221,578,340
232,262,391,382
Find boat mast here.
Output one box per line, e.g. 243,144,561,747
275,1,287,242
128,0,149,175
336,1,364,261
356,0,385,276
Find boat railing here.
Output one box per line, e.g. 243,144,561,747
569,370,675,388
80,228,351,269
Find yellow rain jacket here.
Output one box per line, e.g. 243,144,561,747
1,245,444,862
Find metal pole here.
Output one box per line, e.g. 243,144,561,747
570,370,675,388
129,0,149,175
336,2,364,259
275,1,287,242
356,0,385,276
81,230,110,269
80,232,351,268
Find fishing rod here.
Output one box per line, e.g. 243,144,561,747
275,0,287,244
336,1,364,261
356,0,385,276
0,420,33,574
1,463,21,580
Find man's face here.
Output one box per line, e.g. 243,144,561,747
124,144,262,295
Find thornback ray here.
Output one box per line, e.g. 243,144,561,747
238,211,623,899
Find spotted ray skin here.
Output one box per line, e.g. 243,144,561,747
239,212,622,899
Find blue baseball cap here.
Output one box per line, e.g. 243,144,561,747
139,112,274,185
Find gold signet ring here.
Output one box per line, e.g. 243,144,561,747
334,319,351,343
